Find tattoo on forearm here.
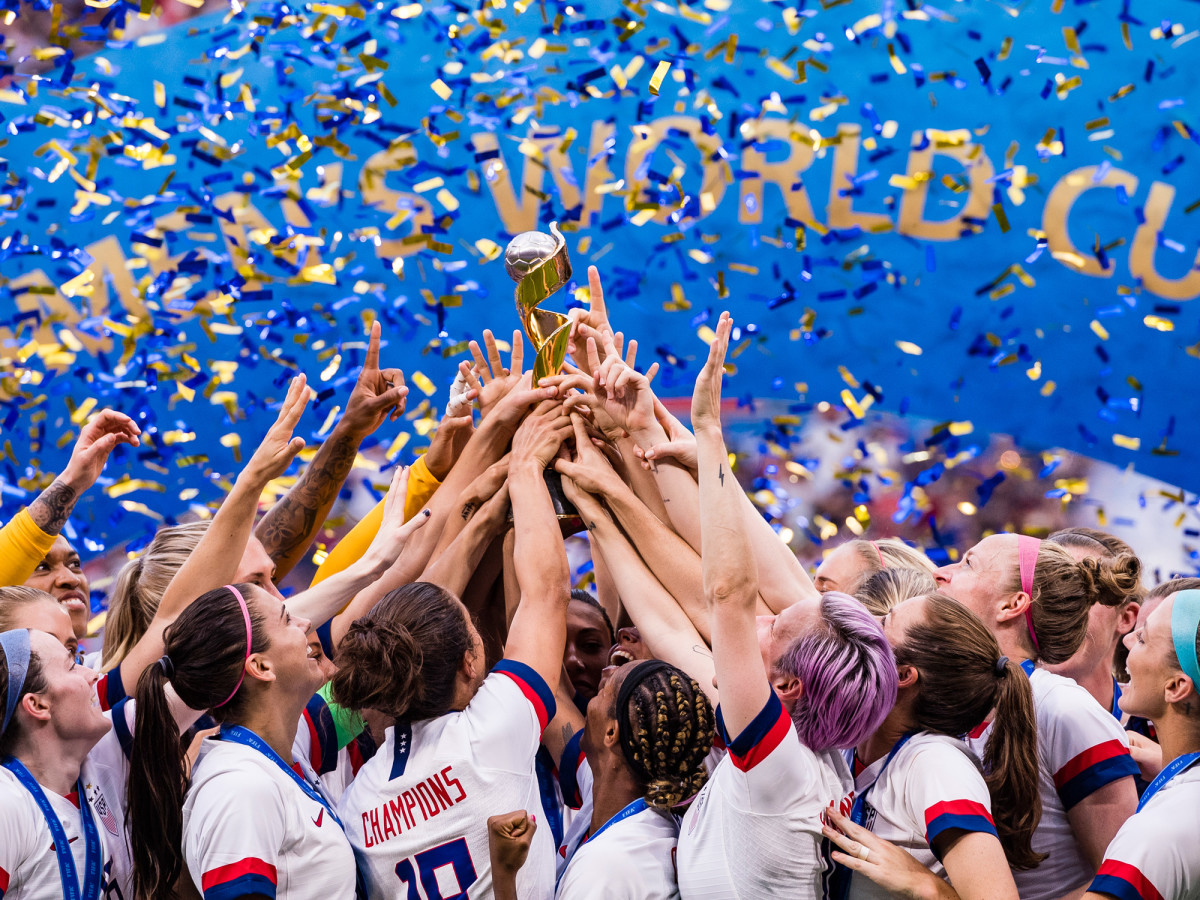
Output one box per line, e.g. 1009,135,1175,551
588,521,598,531
692,644,713,659
256,436,359,564
461,502,477,521
561,724,574,747
29,479,78,535
718,465,725,486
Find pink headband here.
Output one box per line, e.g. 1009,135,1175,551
213,585,253,708
870,541,886,569
1016,535,1041,653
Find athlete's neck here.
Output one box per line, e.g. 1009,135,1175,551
993,621,1036,670
589,758,643,839
234,690,306,761
8,734,88,796
857,701,916,767
1045,654,1116,711
1155,708,1200,774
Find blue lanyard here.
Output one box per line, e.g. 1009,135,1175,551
1110,678,1122,720
1020,659,1036,677
218,725,342,828
1136,751,1200,813
1,757,102,900
831,734,914,900
557,798,649,889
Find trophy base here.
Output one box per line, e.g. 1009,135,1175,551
543,468,586,537
507,468,585,537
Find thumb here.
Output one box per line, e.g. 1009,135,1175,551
645,441,686,461
80,432,120,462
553,458,581,478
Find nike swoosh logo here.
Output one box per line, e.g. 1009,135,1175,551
312,808,324,828
49,838,80,850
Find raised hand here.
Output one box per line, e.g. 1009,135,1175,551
487,371,560,434
635,396,698,472
465,329,525,420
589,332,658,435
243,375,310,485
553,414,625,499
487,810,537,880
341,320,409,438
510,398,573,469
61,409,141,491
566,265,614,369
362,465,432,567
691,311,732,435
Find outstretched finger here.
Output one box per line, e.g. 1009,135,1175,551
644,361,660,384
624,338,638,371
382,465,411,522
469,340,492,384
586,337,603,381
510,330,524,375
587,265,608,324
570,412,590,450
364,320,382,372
484,330,505,378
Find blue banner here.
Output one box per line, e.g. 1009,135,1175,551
1,0,1197,548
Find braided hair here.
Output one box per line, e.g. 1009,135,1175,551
615,661,714,810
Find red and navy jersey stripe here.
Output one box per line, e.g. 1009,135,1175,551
1054,740,1139,810
716,692,791,773
302,693,341,776
96,663,126,713
1089,860,1164,900
493,659,556,734
201,858,278,900
923,799,998,856
1,864,10,899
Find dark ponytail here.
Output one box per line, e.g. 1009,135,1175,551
127,584,267,900
984,657,1044,870
894,593,1044,870
332,582,472,720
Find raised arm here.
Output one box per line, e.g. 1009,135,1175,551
560,474,717,704
639,400,818,612
256,321,408,578
117,375,310,692
503,399,574,689
554,416,711,644
694,313,767,738
421,477,511,598
1,410,141,586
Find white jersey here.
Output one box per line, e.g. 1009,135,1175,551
0,764,115,900
1088,760,1200,900
842,733,998,900
677,692,852,900
338,660,557,900
968,666,1138,900
183,735,356,900
556,790,680,900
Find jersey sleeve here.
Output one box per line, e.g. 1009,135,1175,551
714,692,812,814
0,507,57,586
903,743,997,857
186,770,287,900
460,661,557,774
95,662,126,713
1040,682,1139,810
1087,809,1188,900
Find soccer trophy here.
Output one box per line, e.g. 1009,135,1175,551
504,222,584,535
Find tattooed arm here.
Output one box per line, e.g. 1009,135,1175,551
0,410,140,587
256,322,408,579
28,410,142,536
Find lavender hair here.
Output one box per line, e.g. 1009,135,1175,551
775,592,898,752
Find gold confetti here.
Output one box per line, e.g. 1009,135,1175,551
648,60,671,95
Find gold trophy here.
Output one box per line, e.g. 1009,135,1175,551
504,222,584,535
